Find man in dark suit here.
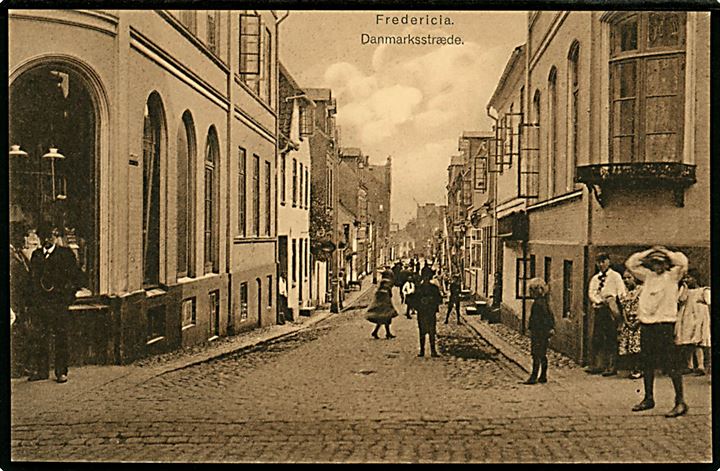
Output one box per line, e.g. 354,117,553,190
28,222,82,383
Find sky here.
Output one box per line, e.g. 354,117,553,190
280,11,527,227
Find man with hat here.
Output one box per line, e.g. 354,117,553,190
27,222,82,383
586,252,627,376
625,245,689,417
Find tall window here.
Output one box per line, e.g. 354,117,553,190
305,168,309,207
547,67,558,197
177,112,196,278
267,275,273,308
299,163,304,208
239,13,261,93
238,147,247,237
292,238,297,284
567,41,580,191
252,154,260,236
261,27,272,104
544,256,552,285
142,94,164,288
204,128,220,273
206,11,220,55
179,11,197,34
609,12,686,163
280,153,286,204
299,239,304,281
256,278,262,326
264,160,271,236
292,158,298,206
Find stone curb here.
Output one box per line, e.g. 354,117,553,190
461,312,533,374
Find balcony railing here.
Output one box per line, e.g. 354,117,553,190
575,162,696,207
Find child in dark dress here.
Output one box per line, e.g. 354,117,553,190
524,278,555,385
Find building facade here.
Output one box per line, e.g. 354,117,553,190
456,11,710,363
9,9,280,365
277,63,312,319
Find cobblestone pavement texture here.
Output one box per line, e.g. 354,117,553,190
11,288,712,463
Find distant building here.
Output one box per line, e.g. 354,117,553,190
278,63,313,320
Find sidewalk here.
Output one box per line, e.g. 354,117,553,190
11,277,375,411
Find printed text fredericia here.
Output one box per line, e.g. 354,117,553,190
375,14,454,26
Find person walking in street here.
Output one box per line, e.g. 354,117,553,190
523,278,555,385
27,222,82,383
626,246,689,417
618,270,643,379
415,270,443,357
445,275,461,324
585,253,627,376
402,274,417,319
675,268,710,376
366,270,398,339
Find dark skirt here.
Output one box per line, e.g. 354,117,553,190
366,288,398,324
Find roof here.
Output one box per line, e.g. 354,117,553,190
462,131,494,139
305,88,332,102
449,155,464,166
341,147,362,157
487,44,526,109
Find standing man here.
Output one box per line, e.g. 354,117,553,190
445,275,462,324
415,270,443,357
585,253,626,376
626,246,688,417
28,223,82,383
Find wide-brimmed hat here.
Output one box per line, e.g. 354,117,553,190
642,250,670,266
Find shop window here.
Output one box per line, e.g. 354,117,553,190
609,12,686,163
238,147,246,237
204,128,220,273
177,111,196,278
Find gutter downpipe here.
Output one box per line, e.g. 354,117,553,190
486,104,501,322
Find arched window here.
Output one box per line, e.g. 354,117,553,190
204,127,220,274
547,66,558,197
143,93,165,288
177,111,196,278
567,41,580,191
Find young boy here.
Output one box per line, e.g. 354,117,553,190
524,278,555,384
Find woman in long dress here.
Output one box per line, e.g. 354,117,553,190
366,270,398,339
618,270,642,379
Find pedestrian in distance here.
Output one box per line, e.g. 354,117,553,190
625,246,689,417
523,278,555,385
10,223,33,376
402,274,417,319
415,270,443,357
27,222,83,383
585,253,627,376
618,270,643,379
366,270,398,339
445,274,461,324
675,268,710,376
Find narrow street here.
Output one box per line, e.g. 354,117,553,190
11,289,711,463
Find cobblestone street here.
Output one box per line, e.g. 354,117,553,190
11,289,712,463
